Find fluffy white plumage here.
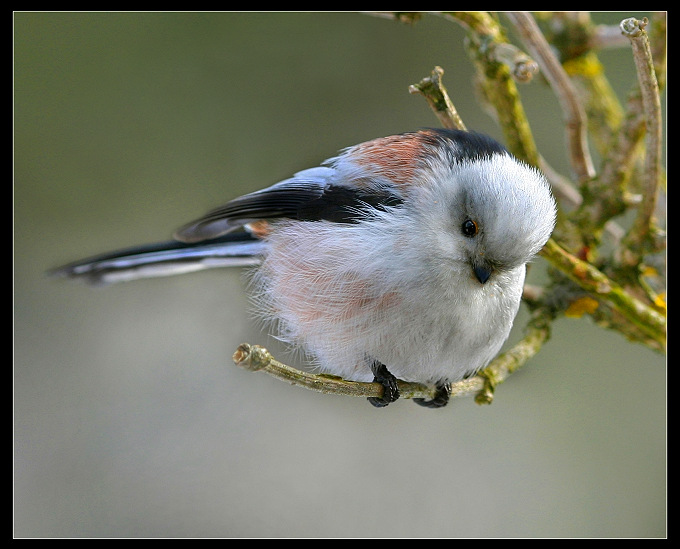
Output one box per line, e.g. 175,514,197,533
251,152,554,385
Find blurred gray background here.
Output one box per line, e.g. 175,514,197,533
14,12,665,538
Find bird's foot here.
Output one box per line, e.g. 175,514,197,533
413,382,451,409
367,360,400,408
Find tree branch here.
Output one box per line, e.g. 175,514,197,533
540,239,666,348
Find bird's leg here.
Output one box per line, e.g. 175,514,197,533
367,359,400,408
413,382,451,409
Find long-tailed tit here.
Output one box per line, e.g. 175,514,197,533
52,129,557,408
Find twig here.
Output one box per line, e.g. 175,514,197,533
619,17,664,262
233,309,553,405
437,11,540,166
233,342,445,401
408,67,467,131
506,11,596,182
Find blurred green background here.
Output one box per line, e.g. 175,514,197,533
14,12,665,538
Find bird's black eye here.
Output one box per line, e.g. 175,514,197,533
461,219,479,237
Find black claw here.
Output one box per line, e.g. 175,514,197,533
414,382,451,409
367,360,400,408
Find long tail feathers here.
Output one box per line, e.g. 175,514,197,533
49,232,264,286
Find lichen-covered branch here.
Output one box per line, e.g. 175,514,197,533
437,11,540,167
540,239,666,348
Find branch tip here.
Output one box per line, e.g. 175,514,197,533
620,17,648,38
233,343,271,372
409,66,467,131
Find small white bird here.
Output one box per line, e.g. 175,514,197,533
52,129,557,408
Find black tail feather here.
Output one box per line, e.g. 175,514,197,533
49,232,264,286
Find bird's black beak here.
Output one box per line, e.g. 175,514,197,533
473,264,493,284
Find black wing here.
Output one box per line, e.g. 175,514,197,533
174,168,403,243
